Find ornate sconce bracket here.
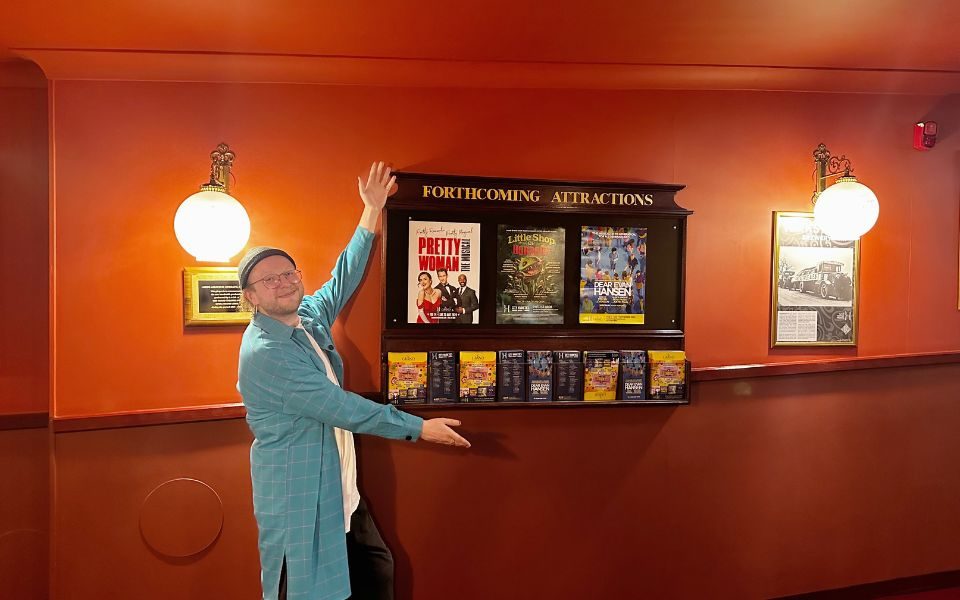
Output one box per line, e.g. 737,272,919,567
203,143,236,193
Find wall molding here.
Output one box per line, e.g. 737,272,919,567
52,403,245,433
691,350,960,382
776,568,960,599
0,59,47,88
14,48,960,95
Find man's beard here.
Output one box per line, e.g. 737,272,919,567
264,289,303,318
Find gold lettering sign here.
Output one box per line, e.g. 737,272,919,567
419,184,655,208
422,185,541,203
550,191,654,206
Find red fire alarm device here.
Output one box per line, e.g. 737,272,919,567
913,121,938,150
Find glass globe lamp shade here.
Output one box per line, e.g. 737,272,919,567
813,176,879,241
174,188,251,262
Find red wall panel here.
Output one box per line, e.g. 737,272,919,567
47,364,960,599
0,78,48,415
361,364,960,599
51,420,259,599
0,427,49,599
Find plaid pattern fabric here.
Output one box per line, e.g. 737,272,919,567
238,227,423,600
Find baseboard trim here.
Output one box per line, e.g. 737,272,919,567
0,412,48,431
776,569,960,599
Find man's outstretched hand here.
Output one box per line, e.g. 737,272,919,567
358,161,396,211
421,418,471,448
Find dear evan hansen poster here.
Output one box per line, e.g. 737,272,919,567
579,226,647,324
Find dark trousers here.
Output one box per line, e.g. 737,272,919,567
279,497,394,600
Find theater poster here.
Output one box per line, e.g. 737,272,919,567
407,220,480,324
496,225,565,324
579,225,647,324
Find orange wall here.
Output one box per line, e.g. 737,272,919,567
43,80,960,599
0,73,48,415
50,81,960,418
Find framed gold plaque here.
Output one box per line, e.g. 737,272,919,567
183,267,252,326
771,212,860,347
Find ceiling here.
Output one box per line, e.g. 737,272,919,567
1,0,958,90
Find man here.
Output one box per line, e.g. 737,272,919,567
631,268,645,314
434,268,459,317
453,273,478,324
624,238,639,276
237,162,470,600
584,259,596,284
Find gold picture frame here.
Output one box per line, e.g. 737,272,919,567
183,266,252,327
771,212,860,347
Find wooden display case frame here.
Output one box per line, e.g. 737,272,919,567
380,172,692,408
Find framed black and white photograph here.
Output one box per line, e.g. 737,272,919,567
771,212,859,346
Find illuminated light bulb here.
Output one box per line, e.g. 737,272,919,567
174,186,251,262
813,176,879,241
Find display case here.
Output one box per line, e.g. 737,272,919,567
380,171,692,408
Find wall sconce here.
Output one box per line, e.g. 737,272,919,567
810,143,879,241
174,143,251,262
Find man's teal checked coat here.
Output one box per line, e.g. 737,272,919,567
238,226,424,600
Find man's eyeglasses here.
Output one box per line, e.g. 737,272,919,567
249,269,303,289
